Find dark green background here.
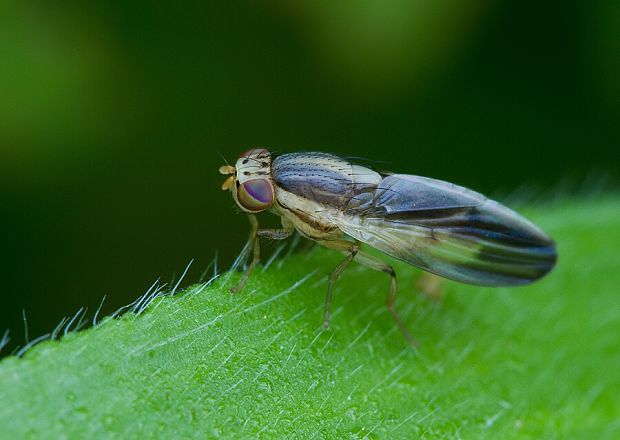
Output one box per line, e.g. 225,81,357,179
1,1,618,355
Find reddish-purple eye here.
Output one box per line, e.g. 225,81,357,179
235,178,274,212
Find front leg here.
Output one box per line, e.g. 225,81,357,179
230,216,295,293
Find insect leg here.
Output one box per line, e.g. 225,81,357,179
230,216,295,293
416,272,443,302
317,240,359,329
230,215,260,293
258,229,293,240
346,251,416,347
258,216,295,240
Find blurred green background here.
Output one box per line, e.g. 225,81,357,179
1,1,618,354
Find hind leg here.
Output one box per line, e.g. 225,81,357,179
318,240,416,346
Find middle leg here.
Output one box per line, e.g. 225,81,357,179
317,239,359,329
318,239,416,346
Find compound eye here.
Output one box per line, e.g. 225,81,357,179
236,178,274,213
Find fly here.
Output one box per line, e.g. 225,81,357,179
219,149,557,345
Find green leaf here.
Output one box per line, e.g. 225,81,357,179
1,199,619,438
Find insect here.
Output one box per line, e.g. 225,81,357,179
219,149,557,345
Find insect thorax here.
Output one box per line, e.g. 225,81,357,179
269,152,381,240
271,153,381,209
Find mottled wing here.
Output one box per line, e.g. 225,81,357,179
338,174,557,286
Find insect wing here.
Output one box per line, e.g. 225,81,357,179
338,174,557,286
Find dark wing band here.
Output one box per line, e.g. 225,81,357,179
338,174,557,286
